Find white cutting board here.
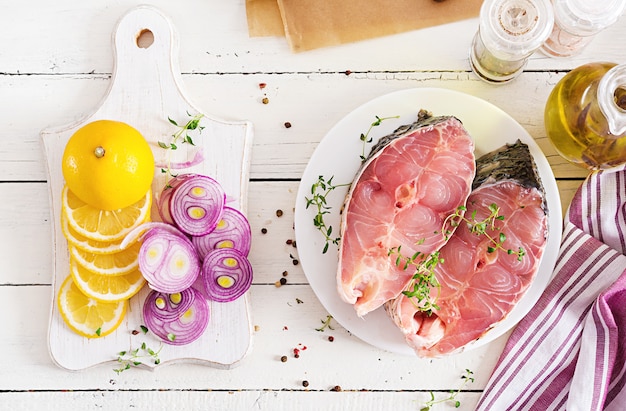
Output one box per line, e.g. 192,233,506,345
41,5,254,371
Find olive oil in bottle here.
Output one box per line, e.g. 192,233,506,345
545,62,626,170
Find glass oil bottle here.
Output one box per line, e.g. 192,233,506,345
545,63,626,170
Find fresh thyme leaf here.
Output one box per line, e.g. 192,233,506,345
167,333,176,342
113,341,163,374
304,175,349,254
315,315,334,332
95,327,102,337
161,112,205,181
140,325,149,334
421,369,474,410
359,115,400,162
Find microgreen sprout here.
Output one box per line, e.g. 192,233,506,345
388,246,443,315
315,315,334,332
305,175,349,254
444,203,526,261
359,115,400,162
159,112,205,180
420,369,475,410
114,342,163,374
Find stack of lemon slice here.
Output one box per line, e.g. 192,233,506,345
58,186,152,338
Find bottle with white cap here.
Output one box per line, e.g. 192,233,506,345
470,0,554,83
541,0,626,58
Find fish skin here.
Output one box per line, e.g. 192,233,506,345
386,140,548,357
337,111,476,317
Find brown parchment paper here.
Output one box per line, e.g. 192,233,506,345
246,0,483,52
246,0,285,37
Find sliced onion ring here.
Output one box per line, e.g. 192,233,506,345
192,207,252,260
157,174,195,225
139,227,200,293
143,287,210,345
121,221,189,250
201,248,253,302
166,174,226,236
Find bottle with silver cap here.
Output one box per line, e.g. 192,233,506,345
541,0,626,58
470,0,554,84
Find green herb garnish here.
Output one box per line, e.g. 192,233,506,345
315,315,334,332
421,369,475,410
444,203,526,261
160,112,205,180
305,175,349,254
113,342,163,374
359,115,400,162
388,246,443,316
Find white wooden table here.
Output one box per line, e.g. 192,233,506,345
1,1,625,410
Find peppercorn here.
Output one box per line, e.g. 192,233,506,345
328,336,334,342
261,228,267,234
262,97,269,104
282,270,288,277
280,356,287,362
276,209,283,217
280,277,287,285
286,239,293,245
284,122,292,128
331,385,342,392
292,259,299,266
302,380,309,387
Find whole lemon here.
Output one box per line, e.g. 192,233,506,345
62,120,155,211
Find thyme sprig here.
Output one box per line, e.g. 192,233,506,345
444,203,526,261
113,325,162,374
359,115,400,162
315,315,334,332
159,111,205,180
388,246,443,316
421,369,475,410
305,175,349,254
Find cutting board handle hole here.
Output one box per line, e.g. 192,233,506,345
136,29,154,49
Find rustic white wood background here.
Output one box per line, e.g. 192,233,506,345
1,1,624,410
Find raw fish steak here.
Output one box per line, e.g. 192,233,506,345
337,110,476,317
385,140,548,357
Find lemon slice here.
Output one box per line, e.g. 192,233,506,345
62,185,151,242
57,275,127,338
61,211,134,255
70,259,146,302
69,242,141,276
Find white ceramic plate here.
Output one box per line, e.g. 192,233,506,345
294,88,562,356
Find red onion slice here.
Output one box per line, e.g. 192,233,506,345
139,227,200,293
143,287,210,345
167,174,226,236
201,248,253,302
192,207,252,260
157,174,195,225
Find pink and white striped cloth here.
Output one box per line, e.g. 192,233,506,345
476,165,626,411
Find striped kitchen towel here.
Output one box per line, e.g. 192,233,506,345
476,166,626,411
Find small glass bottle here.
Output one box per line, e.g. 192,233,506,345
541,0,626,58
470,0,554,84
545,63,626,170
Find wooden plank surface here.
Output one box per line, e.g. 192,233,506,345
1,0,623,409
